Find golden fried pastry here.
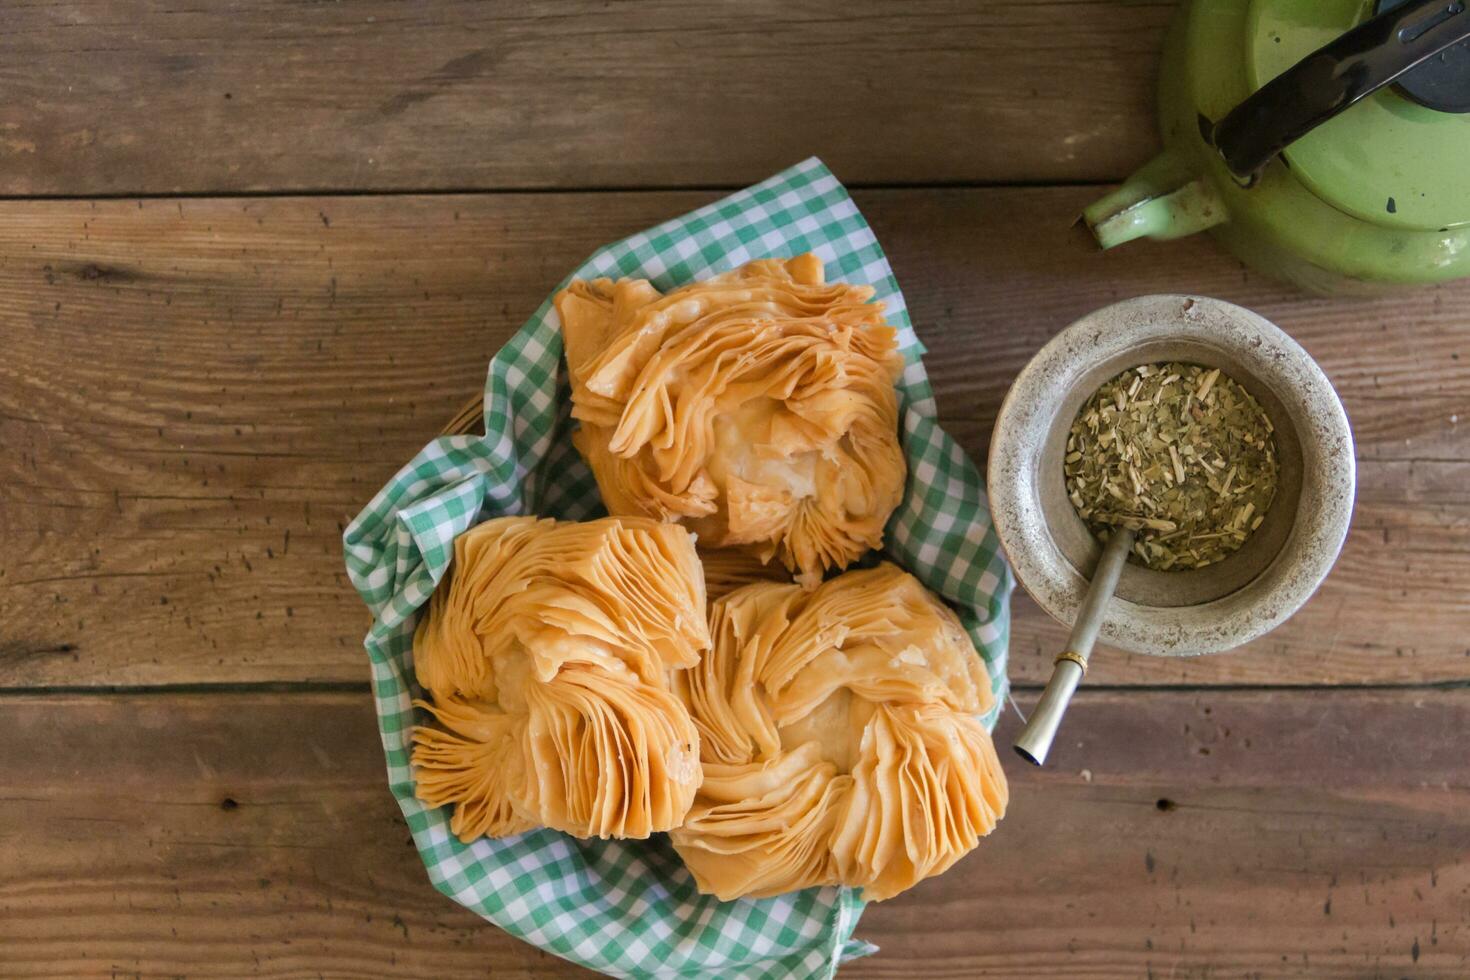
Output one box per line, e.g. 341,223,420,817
556,254,907,586
670,563,1007,901
410,516,708,841
698,547,794,600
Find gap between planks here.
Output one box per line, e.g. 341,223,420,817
0,177,1121,204
4,679,1470,699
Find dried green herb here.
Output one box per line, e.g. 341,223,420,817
1064,362,1278,571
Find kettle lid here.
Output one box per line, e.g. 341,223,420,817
1379,0,1470,112
1249,0,1470,230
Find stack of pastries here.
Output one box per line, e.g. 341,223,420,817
410,255,1008,903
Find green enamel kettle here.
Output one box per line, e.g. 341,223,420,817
1084,0,1470,293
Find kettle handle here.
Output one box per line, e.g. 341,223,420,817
1206,0,1470,182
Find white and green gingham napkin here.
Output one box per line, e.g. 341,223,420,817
343,158,1013,979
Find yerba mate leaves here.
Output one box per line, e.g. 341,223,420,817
1064,362,1278,571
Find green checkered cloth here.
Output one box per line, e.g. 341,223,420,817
343,158,1012,980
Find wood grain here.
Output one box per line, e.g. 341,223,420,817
2,188,1468,688
0,691,586,979
1,689,1464,978
0,0,1168,195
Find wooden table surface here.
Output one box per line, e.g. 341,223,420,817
2,3,1467,977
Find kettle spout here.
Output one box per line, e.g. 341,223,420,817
1083,151,1227,249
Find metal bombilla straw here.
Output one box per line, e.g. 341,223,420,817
1014,526,1135,766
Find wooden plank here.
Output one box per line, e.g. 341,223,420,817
0,0,1168,195
856,687,1470,979
0,691,587,979
1,689,1464,977
1,188,1467,688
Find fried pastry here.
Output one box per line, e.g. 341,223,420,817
698,546,794,600
410,516,708,841
670,563,1007,901
556,254,907,586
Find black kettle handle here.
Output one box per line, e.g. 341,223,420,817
1205,0,1470,182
